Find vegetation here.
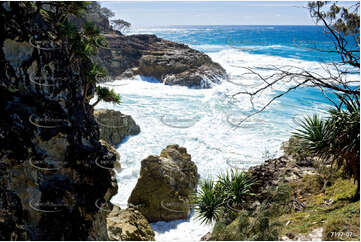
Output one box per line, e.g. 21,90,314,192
232,2,359,123
92,86,121,107
193,170,256,224
111,19,131,34
217,169,256,205
193,179,223,224
210,183,291,241
37,2,123,110
278,175,359,241
212,208,282,241
293,93,360,200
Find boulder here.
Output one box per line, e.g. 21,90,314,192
128,144,198,222
98,34,227,88
107,206,155,241
94,109,140,146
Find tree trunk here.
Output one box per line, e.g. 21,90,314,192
91,98,100,108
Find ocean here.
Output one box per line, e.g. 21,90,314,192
96,25,359,241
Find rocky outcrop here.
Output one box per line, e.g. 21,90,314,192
98,34,227,88
248,155,317,206
128,144,198,222
0,2,118,240
107,206,155,241
94,109,140,146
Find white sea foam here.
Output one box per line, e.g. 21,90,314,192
94,47,358,241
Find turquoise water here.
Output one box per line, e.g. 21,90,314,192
97,26,359,241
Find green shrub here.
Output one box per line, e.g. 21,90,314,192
194,179,223,224
293,94,360,200
194,170,256,224
217,169,256,205
212,208,282,241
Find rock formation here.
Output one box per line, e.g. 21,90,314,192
94,109,140,146
97,34,227,88
128,144,198,222
107,206,155,241
0,2,118,240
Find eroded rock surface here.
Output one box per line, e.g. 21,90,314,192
98,34,227,88
94,109,140,146
128,144,198,222
107,206,155,241
0,2,118,240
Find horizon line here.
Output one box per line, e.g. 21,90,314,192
131,24,322,27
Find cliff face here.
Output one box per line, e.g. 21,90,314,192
0,2,117,240
97,33,227,88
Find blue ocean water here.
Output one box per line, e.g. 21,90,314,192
132,25,358,62
100,26,359,241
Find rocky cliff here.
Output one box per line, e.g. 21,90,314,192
0,2,118,240
97,33,227,88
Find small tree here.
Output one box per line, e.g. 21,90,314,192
111,19,131,34
91,86,121,107
100,7,114,19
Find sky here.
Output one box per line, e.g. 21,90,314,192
100,1,357,27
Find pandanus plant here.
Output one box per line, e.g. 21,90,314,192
193,169,256,224
293,93,360,200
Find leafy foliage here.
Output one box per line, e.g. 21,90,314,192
193,179,223,224
212,208,282,241
111,19,131,33
193,170,256,224
293,93,360,199
217,169,256,205
308,1,360,68
92,86,121,107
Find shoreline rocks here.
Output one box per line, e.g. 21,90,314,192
107,206,155,241
94,109,140,146
128,144,198,222
98,33,227,88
